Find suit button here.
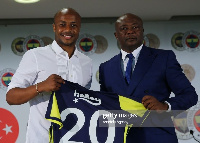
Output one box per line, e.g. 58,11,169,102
144,90,149,94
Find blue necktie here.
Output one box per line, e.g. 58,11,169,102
125,53,134,84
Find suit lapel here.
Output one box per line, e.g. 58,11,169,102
127,46,157,95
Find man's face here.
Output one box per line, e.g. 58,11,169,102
53,11,81,48
115,14,144,52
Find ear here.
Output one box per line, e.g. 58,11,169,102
114,32,118,39
53,23,56,32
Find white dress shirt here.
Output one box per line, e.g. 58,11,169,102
121,44,142,75
7,40,92,143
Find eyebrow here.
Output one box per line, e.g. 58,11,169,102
58,21,77,24
120,23,139,27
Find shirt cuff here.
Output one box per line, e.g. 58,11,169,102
165,101,171,112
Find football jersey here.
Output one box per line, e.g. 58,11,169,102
45,81,150,143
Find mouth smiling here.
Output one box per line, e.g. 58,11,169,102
62,34,73,40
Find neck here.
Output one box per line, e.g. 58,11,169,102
122,47,137,53
122,44,142,53
62,45,75,58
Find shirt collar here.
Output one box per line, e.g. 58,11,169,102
121,44,143,61
51,40,78,58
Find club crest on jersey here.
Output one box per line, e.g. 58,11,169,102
73,90,101,106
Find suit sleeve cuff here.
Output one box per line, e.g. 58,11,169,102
165,101,171,112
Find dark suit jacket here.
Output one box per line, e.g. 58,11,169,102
99,46,198,143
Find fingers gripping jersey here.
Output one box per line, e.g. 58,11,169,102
45,81,149,143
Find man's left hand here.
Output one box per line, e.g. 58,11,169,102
142,95,168,112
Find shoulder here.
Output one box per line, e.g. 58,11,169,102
24,45,53,57
31,45,52,53
100,54,120,66
24,45,50,53
143,46,175,56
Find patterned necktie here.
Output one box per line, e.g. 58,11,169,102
125,53,134,84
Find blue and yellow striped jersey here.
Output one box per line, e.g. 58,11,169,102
45,81,149,143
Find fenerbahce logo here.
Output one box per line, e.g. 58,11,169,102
0,68,15,91
73,90,101,106
187,102,200,141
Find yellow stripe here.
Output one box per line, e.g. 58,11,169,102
195,116,200,123
49,126,54,143
187,39,198,42
86,42,93,46
124,124,133,143
49,93,63,129
140,111,151,127
173,118,187,126
119,95,147,117
2,77,12,80
119,95,151,142
80,42,86,46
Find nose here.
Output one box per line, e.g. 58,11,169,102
127,28,135,35
64,24,71,33
66,25,71,31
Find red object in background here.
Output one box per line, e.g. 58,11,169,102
0,108,19,142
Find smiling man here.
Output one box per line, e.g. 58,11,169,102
6,8,92,142
53,8,81,58
99,13,197,143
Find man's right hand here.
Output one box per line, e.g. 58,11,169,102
37,74,65,93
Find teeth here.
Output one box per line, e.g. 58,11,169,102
64,35,71,38
63,35,72,40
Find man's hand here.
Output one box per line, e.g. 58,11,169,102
37,74,65,93
142,95,168,113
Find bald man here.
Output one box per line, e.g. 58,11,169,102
6,8,92,142
99,13,197,143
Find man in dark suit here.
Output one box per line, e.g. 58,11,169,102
99,13,198,143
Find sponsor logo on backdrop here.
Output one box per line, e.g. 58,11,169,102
181,64,195,82
171,32,184,51
146,33,160,49
23,35,44,52
187,102,200,142
11,37,25,56
0,68,15,91
0,108,19,142
94,35,108,54
182,31,200,52
76,33,97,55
41,36,53,46
173,111,192,140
